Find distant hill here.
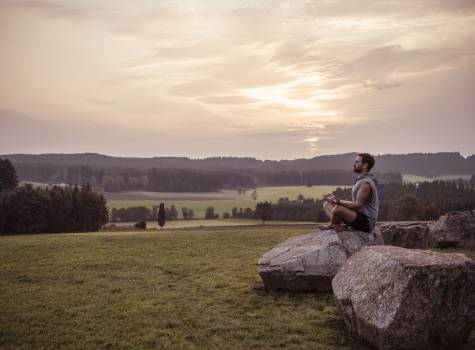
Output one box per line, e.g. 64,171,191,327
2,152,474,177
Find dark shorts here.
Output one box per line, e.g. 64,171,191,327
348,212,371,232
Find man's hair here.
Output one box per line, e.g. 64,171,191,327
358,153,375,171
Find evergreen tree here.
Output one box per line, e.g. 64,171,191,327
0,183,108,234
158,203,166,229
255,201,272,223
0,158,18,192
205,206,217,219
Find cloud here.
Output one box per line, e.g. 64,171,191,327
2,0,103,19
197,95,258,105
100,74,158,86
86,98,117,106
0,1,474,158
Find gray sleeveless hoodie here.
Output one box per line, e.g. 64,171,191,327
351,174,379,231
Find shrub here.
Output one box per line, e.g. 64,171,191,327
134,221,146,229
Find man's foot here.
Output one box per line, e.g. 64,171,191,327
333,224,348,232
319,223,348,232
319,224,334,230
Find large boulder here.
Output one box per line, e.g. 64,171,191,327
429,210,475,248
378,222,429,249
332,245,475,350
258,228,383,292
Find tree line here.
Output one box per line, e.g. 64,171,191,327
333,180,475,221
12,162,403,192
0,159,108,234
256,179,475,222
5,152,475,177
110,205,186,222
111,179,475,224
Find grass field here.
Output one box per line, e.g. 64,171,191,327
1,227,474,350
105,185,347,218
112,219,316,229
402,174,472,183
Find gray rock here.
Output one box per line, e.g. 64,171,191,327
258,228,383,292
429,210,475,248
332,245,475,350
378,222,429,249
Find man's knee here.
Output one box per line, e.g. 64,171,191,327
331,205,344,216
323,201,335,210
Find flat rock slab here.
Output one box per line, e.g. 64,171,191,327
332,245,475,350
258,229,382,292
429,210,475,248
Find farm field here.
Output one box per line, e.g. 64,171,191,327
105,185,347,218
402,174,472,183
112,219,316,229
1,227,474,350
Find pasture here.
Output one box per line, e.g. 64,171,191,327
402,174,472,183
112,219,315,229
105,185,346,218
1,227,474,350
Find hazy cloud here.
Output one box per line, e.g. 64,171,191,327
0,0,474,158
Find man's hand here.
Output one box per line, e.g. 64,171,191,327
324,193,340,205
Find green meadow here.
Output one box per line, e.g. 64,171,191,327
1,227,474,350
106,185,347,218
402,174,472,183
112,219,315,229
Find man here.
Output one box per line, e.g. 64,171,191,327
322,153,379,233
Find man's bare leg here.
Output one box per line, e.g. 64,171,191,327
332,205,358,231
320,201,359,231
321,201,347,230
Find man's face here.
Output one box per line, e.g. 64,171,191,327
353,156,365,174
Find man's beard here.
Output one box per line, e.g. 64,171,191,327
353,167,362,174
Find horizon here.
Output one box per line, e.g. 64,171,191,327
2,150,474,162
1,1,474,159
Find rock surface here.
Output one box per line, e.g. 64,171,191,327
332,245,475,350
258,228,383,292
378,222,429,249
429,210,475,248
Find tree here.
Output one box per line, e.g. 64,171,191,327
205,206,217,219
0,184,48,233
0,158,18,192
423,204,439,221
0,183,107,234
165,205,178,220
394,194,421,221
255,201,272,224
182,206,189,220
158,203,166,229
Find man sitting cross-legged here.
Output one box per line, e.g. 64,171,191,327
321,153,379,233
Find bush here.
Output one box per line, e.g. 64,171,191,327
205,206,218,219
134,221,146,229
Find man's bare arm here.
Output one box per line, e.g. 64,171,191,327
338,183,371,210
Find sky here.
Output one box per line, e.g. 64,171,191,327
0,0,474,160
